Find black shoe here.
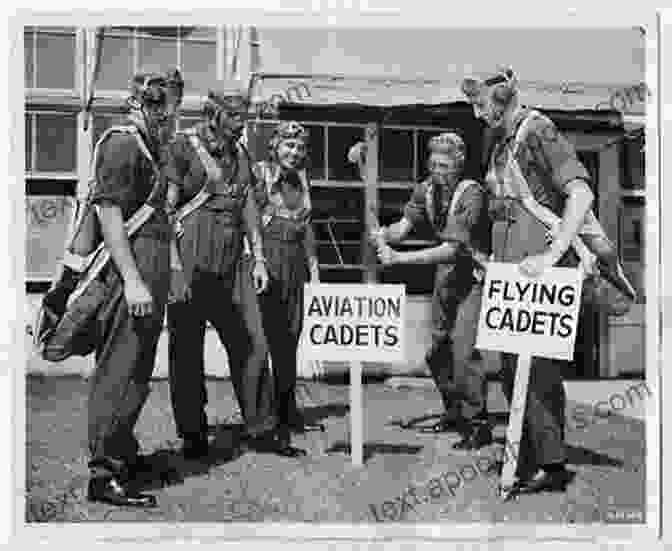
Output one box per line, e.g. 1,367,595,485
274,439,308,458
182,436,209,460
248,430,307,458
289,420,326,434
87,477,158,508
518,467,573,494
452,422,493,451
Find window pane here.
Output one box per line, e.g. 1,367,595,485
319,268,363,283
24,31,34,88
181,39,217,93
305,124,324,179
620,199,645,302
380,128,413,182
138,37,177,74
35,113,77,172
35,32,75,89
311,187,364,266
623,135,645,189
25,114,32,172
98,36,134,90
327,126,364,181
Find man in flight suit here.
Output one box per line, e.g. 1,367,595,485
372,132,493,450
163,83,284,459
86,71,173,508
461,67,589,492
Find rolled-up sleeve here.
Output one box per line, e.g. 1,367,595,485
402,182,428,227
529,117,591,194
439,183,484,245
89,133,137,209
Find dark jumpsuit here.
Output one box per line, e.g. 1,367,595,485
403,177,491,425
164,124,274,441
87,123,171,479
252,161,314,434
486,107,592,472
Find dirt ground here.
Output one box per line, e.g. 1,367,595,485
24,374,645,524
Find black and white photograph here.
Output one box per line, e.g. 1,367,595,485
8,6,667,546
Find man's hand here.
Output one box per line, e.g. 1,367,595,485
124,276,155,316
369,227,387,247
169,267,191,303
253,260,269,294
377,243,400,266
519,251,560,278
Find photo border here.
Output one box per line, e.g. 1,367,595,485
5,4,668,549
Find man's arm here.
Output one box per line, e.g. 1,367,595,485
519,117,595,276
91,134,155,315
546,178,594,263
384,241,461,265
242,186,269,293
96,203,155,315
379,183,484,267
304,222,320,281
382,217,414,244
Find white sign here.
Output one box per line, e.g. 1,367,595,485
475,262,583,361
302,283,405,363
26,196,76,281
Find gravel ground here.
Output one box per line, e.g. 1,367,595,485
24,375,646,524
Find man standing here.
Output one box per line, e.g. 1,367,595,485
86,71,173,507
164,83,283,459
461,67,589,492
372,132,493,451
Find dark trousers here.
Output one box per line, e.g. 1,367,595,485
258,275,302,432
426,263,488,424
257,229,308,434
499,353,567,471
167,261,274,440
491,199,569,471
88,234,170,479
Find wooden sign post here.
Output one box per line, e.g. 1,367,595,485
475,262,583,500
302,283,405,467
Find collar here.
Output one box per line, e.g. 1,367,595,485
503,106,532,141
125,111,159,156
195,122,236,159
264,162,306,192
426,175,458,200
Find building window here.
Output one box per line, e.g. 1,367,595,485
619,198,645,303
24,26,76,91
379,128,414,182
247,117,462,293
97,27,217,94
25,112,77,175
327,125,364,182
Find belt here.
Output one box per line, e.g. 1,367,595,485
263,223,306,242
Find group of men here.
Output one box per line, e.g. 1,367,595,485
84,68,319,508
78,63,602,509
366,67,601,497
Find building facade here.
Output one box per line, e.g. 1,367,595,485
24,26,647,379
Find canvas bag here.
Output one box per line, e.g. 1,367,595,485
33,124,164,362
504,109,637,317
